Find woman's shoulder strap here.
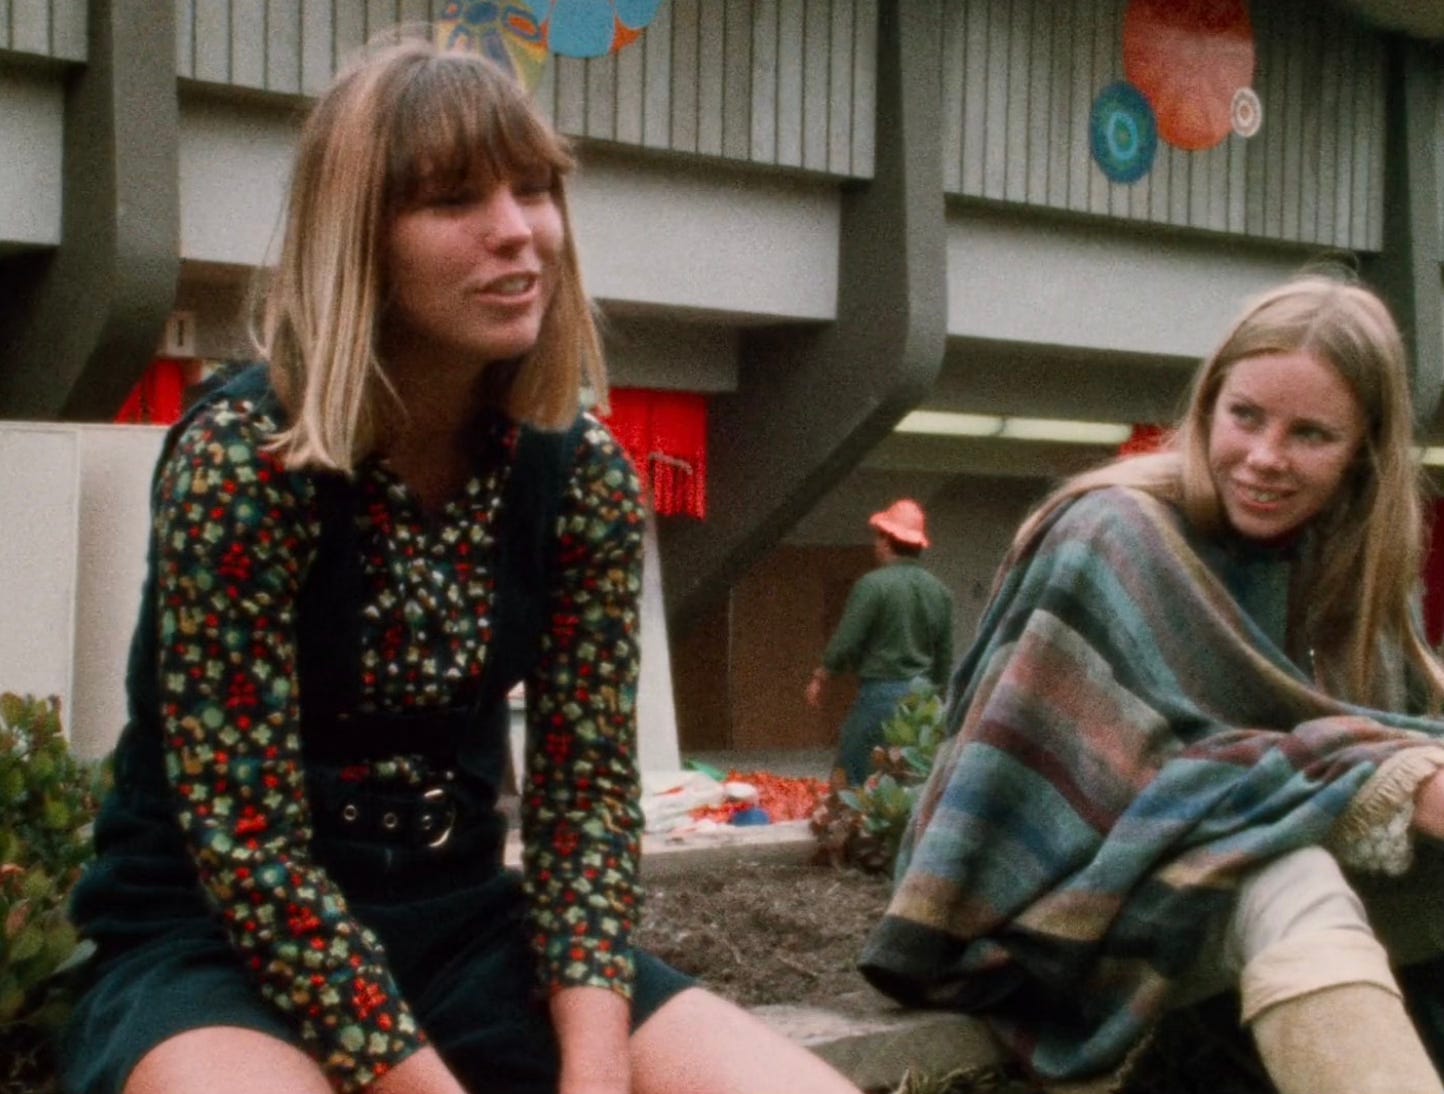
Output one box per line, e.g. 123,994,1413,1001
153,362,279,470
498,413,588,596
479,413,589,706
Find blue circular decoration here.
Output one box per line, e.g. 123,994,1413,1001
1090,81,1158,185
546,0,616,57
614,0,664,29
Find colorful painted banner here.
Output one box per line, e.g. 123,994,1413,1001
434,1,548,88
1123,0,1256,151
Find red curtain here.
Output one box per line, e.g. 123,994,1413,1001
1119,422,1168,457
602,388,708,519
1424,501,1444,646
115,358,190,425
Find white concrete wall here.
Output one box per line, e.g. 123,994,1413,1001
0,421,681,769
0,71,64,247
68,427,167,758
946,207,1313,359
0,423,161,758
177,95,296,268
637,515,680,772
0,427,77,708
571,150,840,323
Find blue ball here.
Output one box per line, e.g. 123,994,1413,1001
730,807,773,827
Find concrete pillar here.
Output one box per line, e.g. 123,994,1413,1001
0,0,179,421
661,0,948,630
1363,34,1444,430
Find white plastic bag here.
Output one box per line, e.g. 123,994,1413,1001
640,769,727,832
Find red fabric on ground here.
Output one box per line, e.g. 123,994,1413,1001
690,771,829,824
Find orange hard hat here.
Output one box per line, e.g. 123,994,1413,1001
868,498,929,548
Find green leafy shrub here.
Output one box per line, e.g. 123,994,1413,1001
1,694,107,1036
811,684,946,873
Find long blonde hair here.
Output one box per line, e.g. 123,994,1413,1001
260,34,606,470
1014,273,1444,708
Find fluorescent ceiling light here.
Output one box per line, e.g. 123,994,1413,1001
998,418,1133,445
894,411,1003,437
896,410,1132,446
1420,447,1444,467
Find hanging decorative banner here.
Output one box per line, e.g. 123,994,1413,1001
602,388,708,520
1118,423,1169,458
543,0,665,59
1425,500,1444,646
1089,82,1158,185
1123,0,1256,151
434,1,548,90
115,358,190,426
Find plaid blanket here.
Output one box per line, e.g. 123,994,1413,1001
859,486,1443,1080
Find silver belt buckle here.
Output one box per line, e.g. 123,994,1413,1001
419,785,458,849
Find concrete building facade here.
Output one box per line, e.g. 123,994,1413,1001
2,0,1442,757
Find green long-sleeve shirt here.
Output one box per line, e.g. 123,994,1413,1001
822,558,954,689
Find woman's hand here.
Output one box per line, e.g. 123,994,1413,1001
550,985,632,1094
1413,768,1444,841
805,669,827,709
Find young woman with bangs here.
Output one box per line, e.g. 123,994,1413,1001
862,273,1444,1094
61,34,861,1094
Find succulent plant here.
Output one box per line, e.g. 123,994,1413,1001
810,684,946,874
0,693,108,1035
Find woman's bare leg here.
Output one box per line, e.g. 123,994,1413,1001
124,1027,331,1094
630,987,861,1094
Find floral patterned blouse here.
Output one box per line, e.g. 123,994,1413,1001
154,392,645,1090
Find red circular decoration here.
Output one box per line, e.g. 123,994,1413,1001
1123,0,1255,151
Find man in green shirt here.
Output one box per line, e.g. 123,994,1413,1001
805,498,954,784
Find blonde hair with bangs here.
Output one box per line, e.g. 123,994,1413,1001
1014,273,1444,709
260,33,606,471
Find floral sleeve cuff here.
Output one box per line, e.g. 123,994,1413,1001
315,1004,427,1092
1329,744,1444,876
540,933,637,1000
524,808,643,998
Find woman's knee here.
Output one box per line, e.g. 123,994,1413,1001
630,987,860,1094
124,1027,329,1094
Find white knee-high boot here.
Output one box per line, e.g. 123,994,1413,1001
1242,928,1443,1094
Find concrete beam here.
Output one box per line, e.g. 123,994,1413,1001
0,0,179,421
661,1,947,630
1362,34,1444,432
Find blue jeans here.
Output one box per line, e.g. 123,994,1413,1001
835,678,917,785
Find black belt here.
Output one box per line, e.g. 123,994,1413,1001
299,700,510,855
307,768,465,849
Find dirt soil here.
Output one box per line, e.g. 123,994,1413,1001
633,858,1277,1094
634,858,894,1015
